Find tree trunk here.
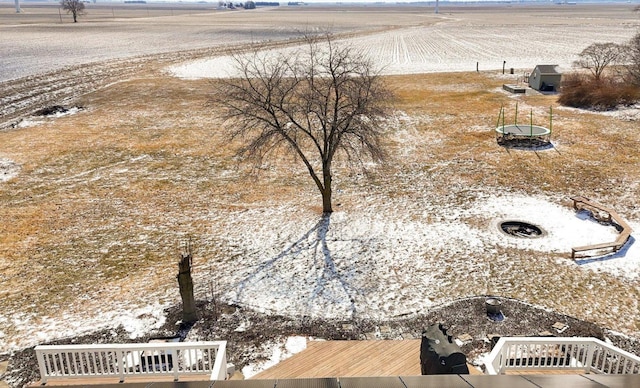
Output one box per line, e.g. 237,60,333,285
322,168,332,213
177,250,198,323
72,12,77,22
322,189,332,213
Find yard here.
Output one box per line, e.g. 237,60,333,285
1,2,640,375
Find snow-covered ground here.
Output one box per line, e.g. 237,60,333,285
241,336,308,378
0,158,19,182
211,194,640,320
3,190,638,352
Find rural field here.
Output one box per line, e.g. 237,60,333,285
1,1,640,382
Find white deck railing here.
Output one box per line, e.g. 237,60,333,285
35,341,227,384
485,337,640,375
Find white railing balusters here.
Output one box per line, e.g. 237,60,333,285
186,348,193,372
117,350,124,382
35,341,227,384
79,352,86,375
485,337,640,375
97,351,104,375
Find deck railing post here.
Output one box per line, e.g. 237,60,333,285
117,350,125,382
211,342,227,380
498,342,508,374
172,349,180,381
35,347,49,384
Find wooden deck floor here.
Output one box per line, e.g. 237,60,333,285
252,340,482,379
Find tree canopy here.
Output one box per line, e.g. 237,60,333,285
573,42,623,81
60,0,85,23
212,34,393,213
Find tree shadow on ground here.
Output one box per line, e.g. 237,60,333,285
233,213,360,317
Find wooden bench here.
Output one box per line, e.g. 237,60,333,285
570,196,633,259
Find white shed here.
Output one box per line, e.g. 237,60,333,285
529,65,561,92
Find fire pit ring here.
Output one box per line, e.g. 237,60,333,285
499,220,545,238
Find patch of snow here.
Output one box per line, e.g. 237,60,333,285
472,352,491,373
556,104,640,121
1,301,169,350
285,336,307,354
472,195,620,253
13,119,44,128
601,104,640,121
241,336,307,379
48,106,83,118
119,302,168,340
210,193,640,321
0,158,20,182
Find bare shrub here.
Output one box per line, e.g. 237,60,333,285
559,73,640,110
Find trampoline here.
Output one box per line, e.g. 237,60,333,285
495,104,552,148
495,124,550,137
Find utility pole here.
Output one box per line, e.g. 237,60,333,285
15,0,21,13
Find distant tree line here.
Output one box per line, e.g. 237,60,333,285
218,1,258,9
255,1,280,6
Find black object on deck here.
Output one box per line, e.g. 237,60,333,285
420,323,469,375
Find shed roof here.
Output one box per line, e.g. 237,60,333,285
534,65,561,75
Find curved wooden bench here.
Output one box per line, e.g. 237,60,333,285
570,196,633,259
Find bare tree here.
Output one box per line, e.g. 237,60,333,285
625,32,640,86
574,42,624,81
212,34,393,213
60,0,85,23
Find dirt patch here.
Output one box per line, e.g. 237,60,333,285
5,296,639,387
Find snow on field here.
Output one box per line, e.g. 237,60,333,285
8,190,631,351
2,301,169,351
169,22,635,78
0,158,19,182
206,193,640,321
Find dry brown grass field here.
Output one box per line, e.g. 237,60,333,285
1,2,640,355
